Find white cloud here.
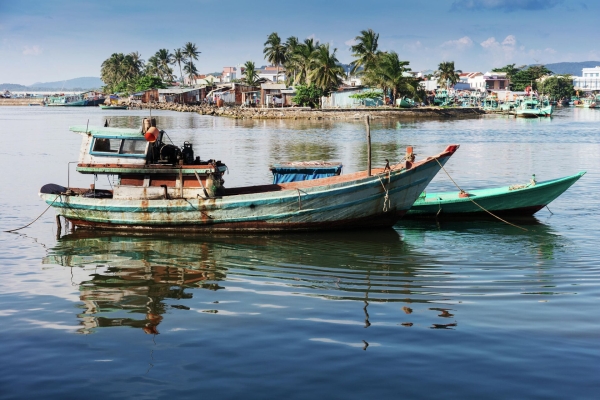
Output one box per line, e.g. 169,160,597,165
480,37,499,49
345,38,358,46
23,45,42,56
480,35,519,66
502,35,517,46
441,36,473,50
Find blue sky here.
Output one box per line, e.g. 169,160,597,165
1,0,598,85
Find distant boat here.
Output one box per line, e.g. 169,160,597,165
515,97,553,117
99,105,127,110
406,172,585,218
46,93,87,106
396,96,415,108
575,97,597,108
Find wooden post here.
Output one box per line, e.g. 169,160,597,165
365,115,372,176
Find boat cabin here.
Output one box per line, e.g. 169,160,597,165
71,120,227,200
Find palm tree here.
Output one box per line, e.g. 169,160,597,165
155,49,174,82
350,29,380,75
289,38,319,85
128,52,145,75
283,36,300,85
263,32,286,82
436,61,461,88
183,62,198,85
308,43,344,94
172,48,185,84
101,53,124,89
242,61,265,86
145,55,160,77
183,42,201,84
371,52,414,103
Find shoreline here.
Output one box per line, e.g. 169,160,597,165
137,102,487,119
0,98,488,119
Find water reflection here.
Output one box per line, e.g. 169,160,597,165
41,218,567,334
398,217,565,261
43,230,446,333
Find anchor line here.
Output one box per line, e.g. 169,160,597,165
434,159,527,231
4,194,60,233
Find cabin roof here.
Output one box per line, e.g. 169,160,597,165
70,125,144,139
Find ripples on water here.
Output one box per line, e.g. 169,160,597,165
0,107,599,399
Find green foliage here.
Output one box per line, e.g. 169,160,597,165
436,61,461,88
509,65,553,91
349,90,382,100
349,29,380,76
135,76,167,92
242,60,265,86
492,63,521,81
292,84,324,108
538,75,575,99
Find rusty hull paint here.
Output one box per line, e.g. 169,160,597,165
42,146,458,232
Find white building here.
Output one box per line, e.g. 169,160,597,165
573,66,600,91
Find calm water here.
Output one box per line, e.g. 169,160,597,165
0,106,599,399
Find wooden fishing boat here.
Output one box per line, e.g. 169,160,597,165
99,105,127,110
406,172,585,218
39,120,459,232
515,97,553,117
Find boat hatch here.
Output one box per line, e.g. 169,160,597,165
270,162,343,184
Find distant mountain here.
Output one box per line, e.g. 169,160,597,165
29,77,103,90
0,83,30,91
545,61,600,76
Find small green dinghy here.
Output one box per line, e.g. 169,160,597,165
406,171,585,218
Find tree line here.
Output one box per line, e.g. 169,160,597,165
99,30,572,103
100,42,201,93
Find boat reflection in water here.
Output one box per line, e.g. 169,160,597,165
42,220,564,335
43,229,442,334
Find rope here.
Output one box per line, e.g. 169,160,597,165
4,195,61,233
434,159,528,231
376,172,391,212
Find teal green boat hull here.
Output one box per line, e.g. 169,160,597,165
406,172,585,218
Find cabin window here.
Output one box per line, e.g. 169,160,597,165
92,138,121,153
121,139,147,155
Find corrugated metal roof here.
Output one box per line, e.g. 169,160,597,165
261,83,286,90
158,88,199,94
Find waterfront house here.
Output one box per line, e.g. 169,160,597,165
158,87,203,104
419,79,438,91
259,66,285,83
208,83,258,105
470,72,509,91
321,87,384,108
573,66,600,91
260,83,287,107
129,89,159,104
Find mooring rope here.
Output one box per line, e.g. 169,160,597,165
4,194,61,233
434,159,528,231
376,172,391,212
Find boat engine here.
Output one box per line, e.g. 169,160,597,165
182,142,194,164
158,144,181,164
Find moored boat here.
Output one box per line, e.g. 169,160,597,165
406,172,585,219
39,120,459,232
515,97,553,117
46,93,87,106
